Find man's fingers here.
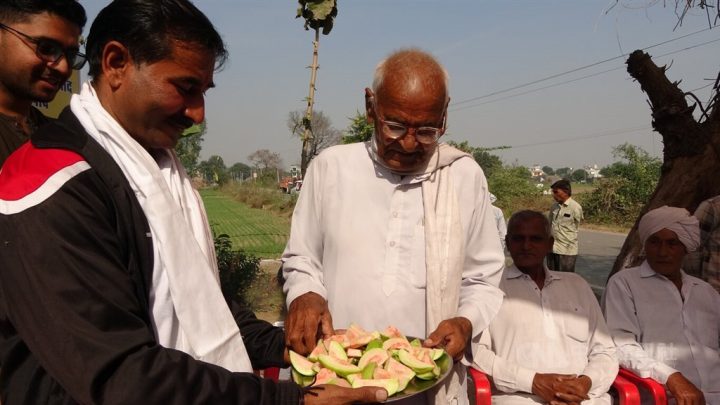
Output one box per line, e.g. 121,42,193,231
287,328,308,355
301,315,321,354
555,392,585,403
354,387,388,403
320,312,334,338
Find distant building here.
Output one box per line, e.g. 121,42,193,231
529,165,545,178
584,164,602,180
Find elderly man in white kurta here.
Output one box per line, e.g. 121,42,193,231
281,49,505,405
603,206,720,405
474,210,618,405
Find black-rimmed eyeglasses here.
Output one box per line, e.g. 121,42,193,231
372,100,446,145
0,23,86,70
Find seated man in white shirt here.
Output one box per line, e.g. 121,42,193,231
603,206,720,405
474,210,618,404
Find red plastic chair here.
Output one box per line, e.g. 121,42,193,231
469,368,642,405
613,374,641,405
618,368,668,405
468,367,492,405
254,367,281,381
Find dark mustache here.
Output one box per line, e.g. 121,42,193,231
171,117,195,130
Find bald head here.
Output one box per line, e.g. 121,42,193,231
372,49,449,105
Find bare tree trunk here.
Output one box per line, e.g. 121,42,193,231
609,50,720,278
301,28,320,177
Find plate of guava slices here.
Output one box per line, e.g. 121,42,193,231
288,324,454,402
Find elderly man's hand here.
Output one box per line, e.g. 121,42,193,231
422,317,472,361
553,375,591,404
285,292,334,356
667,372,706,405
304,385,387,405
531,373,578,403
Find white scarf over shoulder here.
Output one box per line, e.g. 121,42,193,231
71,82,252,372
370,140,470,405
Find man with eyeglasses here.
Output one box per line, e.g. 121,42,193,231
282,48,504,405
0,0,86,167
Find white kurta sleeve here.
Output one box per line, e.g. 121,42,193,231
281,159,328,306
456,169,504,338
602,274,678,384
580,283,619,398
473,330,537,394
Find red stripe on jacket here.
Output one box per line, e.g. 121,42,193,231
0,143,86,201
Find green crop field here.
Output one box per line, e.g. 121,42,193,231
200,189,290,258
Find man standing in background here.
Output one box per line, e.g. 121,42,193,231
547,179,583,272
0,0,86,166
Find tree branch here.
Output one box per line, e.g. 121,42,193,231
626,50,705,162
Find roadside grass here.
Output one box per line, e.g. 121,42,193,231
200,188,290,258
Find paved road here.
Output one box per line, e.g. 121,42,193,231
575,228,628,297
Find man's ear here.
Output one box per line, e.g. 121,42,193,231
365,87,375,125
101,40,132,90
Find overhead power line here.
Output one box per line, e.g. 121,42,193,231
449,66,623,113
479,125,652,150
451,26,715,107
449,36,720,113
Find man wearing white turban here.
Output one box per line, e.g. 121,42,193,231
602,206,720,405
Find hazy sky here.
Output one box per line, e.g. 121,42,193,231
79,0,719,171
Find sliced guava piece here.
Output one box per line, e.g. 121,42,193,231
384,357,416,392
431,348,445,361
351,378,400,397
326,340,348,361
307,339,327,362
415,370,437,380
345,323,375,348
373,367,393,379
358,347,389,369
365,338,383,351
289,350,318,376
396,349,435,374
313,368,337,385
324,334,349,349
318,353,362,377
347,348,362,358
345,373,361,385
327,377,351,388
382,337,412,352
292,368,315,387
361,362,377,379
380,325,405,340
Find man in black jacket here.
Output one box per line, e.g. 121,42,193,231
0,1,385,404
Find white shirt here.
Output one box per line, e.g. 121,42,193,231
474,265,618,405
491,204,507,249
602,262,720,403
282,142,504,340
